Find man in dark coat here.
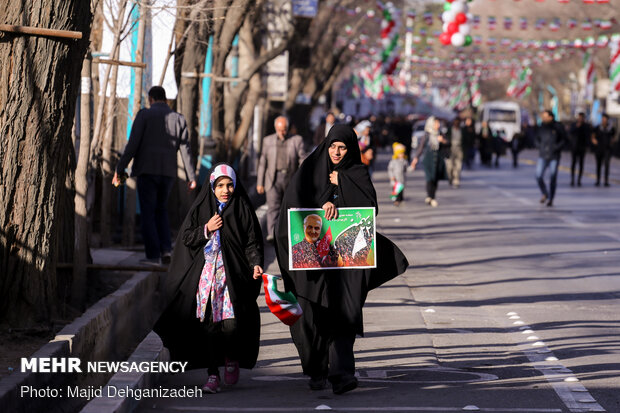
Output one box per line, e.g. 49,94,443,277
535,110,568,207
569,112,591,186
113,86,197,264
275,125,409,395
591,113,616,187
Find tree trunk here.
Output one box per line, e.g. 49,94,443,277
123,0,147,247
174,0,209,226
73,54,93,309
100,59,120,247
0,0,93,328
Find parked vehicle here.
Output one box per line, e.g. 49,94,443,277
477,101,521,142
411,119,426,149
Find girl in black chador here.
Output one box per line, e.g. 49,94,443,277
155,164,263,394
274,124,409,395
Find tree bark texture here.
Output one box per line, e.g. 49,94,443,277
0,0,93,327
73,55,92,308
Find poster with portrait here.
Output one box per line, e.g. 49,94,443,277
287,207,376,271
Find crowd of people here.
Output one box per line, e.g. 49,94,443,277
313,108,617,209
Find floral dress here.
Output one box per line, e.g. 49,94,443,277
196,202,235,322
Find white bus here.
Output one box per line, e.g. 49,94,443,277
478,101,521,142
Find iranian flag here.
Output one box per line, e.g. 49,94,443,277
316,227,332,258
583,50,595,85
262,274,302,326
610,35,620,92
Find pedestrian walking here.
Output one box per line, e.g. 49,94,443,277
411,117,448,207
388,142,408,205
257,116,307,242
535,110,568,207
492,128,508,168
154,164,264,394
510,122,527,168
591,113,616,187
274,125,408,395
112,86,197,265
446,118,464,187
355,120,376,176
461,117,476,169
477,121,495,167
313,111,337,148
569,112,591,186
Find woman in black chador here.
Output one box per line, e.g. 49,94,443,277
154,164,263,393
274,124,409,395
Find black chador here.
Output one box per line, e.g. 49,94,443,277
154,165,263,370
274,124,409,393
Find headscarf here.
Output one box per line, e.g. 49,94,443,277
210,163,237,189
424,116,440,151
354,120,371,136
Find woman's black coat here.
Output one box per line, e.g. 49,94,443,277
274,125,409,335
154,168,263,369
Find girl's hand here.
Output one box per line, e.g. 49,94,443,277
253,265,263,279
329,171,338,185
322,202,338,220
206,214,222,233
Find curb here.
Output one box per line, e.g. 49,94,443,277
0,266,160,413
80,332,170,413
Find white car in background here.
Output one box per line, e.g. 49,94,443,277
411,119,427,150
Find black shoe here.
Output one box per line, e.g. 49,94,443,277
308,376,327,391
540,195,547,204
546,199,553,207
595,181,600,187
577,181,582,187
161,252,172,265
139,258,161,266
570,181,574,187
604,182,610,187
332,376,358,395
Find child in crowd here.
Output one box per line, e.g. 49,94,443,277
155,164,264,394
388,143,408,206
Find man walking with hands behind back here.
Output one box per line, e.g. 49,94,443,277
113,86,197,265
257,116,306,242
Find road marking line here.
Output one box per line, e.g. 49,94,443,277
505,313,606,413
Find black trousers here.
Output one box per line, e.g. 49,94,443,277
571,150,585,183
290,297,356,383
426,180,438,199
203,317,238,375
595,152,611,184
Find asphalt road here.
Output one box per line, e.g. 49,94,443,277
136,149,620,413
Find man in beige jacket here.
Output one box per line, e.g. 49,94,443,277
257,116,307,242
